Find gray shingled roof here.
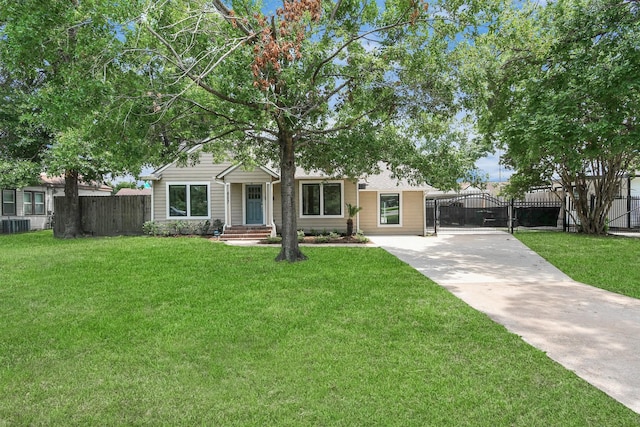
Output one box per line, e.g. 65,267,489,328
359,167,435,191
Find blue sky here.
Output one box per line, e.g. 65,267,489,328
476,150,513,182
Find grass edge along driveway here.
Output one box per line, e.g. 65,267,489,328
1,231,638,425
515,231,640,300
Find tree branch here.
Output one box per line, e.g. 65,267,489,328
141,21,260,109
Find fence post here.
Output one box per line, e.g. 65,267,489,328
509,198,514,234
433,199,438,236
563,195,568,232
628,178,632,228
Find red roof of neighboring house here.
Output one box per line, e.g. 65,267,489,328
115,188,152,196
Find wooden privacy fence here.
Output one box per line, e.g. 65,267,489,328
54,195,151,237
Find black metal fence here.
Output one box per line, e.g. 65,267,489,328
426,194,563,233
428,193,640,234
565,195,640,231
607,196,640,229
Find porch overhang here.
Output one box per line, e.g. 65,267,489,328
216,163,279,182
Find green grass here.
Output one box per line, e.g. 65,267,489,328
1,231,638,425
515,231,640,299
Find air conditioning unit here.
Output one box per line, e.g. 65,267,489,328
1,219,30,234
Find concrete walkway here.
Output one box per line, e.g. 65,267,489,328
371,233,640,414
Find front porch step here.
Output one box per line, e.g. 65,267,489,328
221,226,272,240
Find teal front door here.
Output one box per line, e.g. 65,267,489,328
246,185,263,224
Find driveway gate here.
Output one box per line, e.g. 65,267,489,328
426,194,563,234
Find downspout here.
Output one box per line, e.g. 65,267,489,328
423,190,427,236
628,175,632,229
271,179,281,237
149,183,155,222
219,180,229,230
356,182,360,234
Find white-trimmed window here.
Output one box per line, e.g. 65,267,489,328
167,182,210,219
2,189,16,215
23,191,45,215
379,193,401,226
300,181,343,217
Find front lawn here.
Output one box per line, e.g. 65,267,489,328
1,231,637,425
515,231,640,299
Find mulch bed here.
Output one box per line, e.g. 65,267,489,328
260,236,370,244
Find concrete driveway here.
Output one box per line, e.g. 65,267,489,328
372,233,640,414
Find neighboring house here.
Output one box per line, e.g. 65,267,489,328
115,188,152,196
142,146,441,237
1,174,112,231
555,172,640,229
606,173,640,228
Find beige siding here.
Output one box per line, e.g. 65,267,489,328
151,154,276,225
359,190,425,235
152,153,229,222
358,191,378,233
402,191,425,234
211,185,225,222
230,183,243,225
225,168,273,183
273,179,357,234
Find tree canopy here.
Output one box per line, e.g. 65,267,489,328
2,0,494,251
466,0,640,233
0,65,51,188
0,0,174,236
122,0,490,260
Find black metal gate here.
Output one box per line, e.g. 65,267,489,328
426,194,563,234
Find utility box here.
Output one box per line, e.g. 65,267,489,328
1,219,31,234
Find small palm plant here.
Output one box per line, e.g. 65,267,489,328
346,203,363,236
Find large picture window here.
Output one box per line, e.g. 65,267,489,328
167,183,210,218
300,181,343,217
2,189,16,215
23,191,45,215
379,193,400,225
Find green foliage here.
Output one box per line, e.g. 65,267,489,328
354,230,370,243
142,220,213,236
0,160,41,189
346,203,362,219
110,181,141,195
466,0,640,233
0,1,174,186
263,235,283,244
120,0,493,260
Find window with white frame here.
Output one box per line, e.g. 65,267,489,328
2,189,16,215
23,191,45,215
300,181,343,217
379,193,400,225
167,183,210,218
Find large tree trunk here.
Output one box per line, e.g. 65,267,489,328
275,134,307,262
563,168,620,235
62,169,82,238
